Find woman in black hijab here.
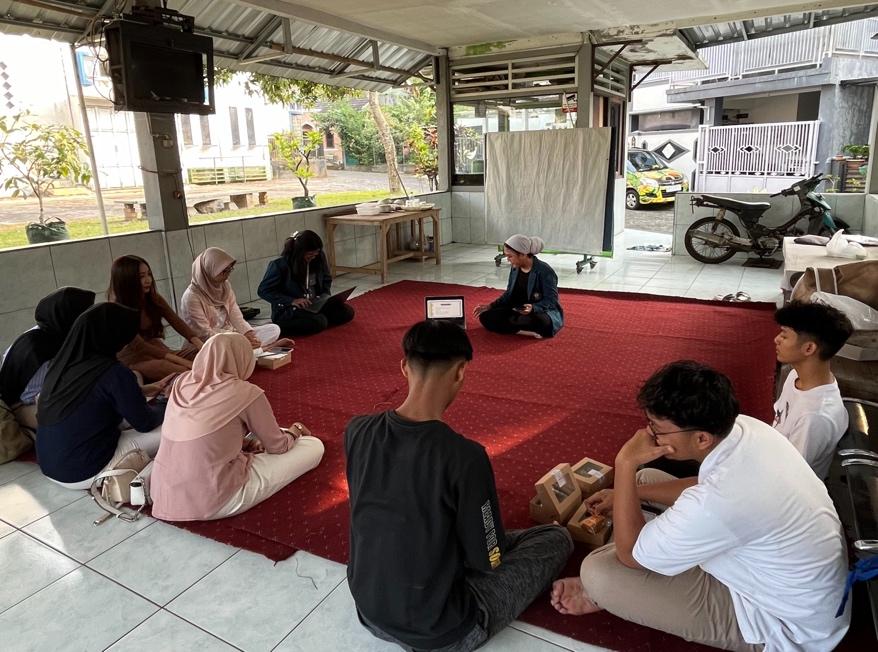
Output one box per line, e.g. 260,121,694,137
36,303,173,488
0,287,95,429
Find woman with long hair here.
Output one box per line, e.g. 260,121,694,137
181,247,292,349
36,303,171,489
150,332,324,521
108,255,203,381
257,230,355,336
0,286,95,429
473,234,564,339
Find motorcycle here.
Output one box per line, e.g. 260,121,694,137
683,175,848,264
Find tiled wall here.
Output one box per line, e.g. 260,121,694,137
672,192,868,256
0,192,451,352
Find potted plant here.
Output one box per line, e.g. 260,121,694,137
0,112,92,244
271,130,323,209
842,144,869,161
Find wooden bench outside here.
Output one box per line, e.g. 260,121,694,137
114,199,147,221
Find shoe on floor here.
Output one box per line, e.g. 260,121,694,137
515,330,543,339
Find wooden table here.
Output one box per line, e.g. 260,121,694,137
325,208,441,283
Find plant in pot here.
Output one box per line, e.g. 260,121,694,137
0,112,92,244
271,130,323,209
842,144,869,161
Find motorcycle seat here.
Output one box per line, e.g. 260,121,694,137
699,195,771,212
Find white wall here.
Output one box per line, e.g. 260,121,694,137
723,94,800,124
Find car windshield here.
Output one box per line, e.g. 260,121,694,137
629,151,665,172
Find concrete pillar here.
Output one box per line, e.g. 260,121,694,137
865,83,878,194
133,112,189,232
434,55,452,192
575,40,594,128
815,83,875,175
704,97,724,126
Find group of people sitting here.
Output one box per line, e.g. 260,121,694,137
344,302,855,652
0,229,353,519
0,225,853,650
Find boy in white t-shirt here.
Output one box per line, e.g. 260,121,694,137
773,301,853,479
551,361,850,651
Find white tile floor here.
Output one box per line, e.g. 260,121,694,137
0,230,782,652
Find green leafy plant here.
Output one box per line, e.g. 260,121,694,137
316,100,380,166
842,144,869,160
0,112,91,223
270,130,324,199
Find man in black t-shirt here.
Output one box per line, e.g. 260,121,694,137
345,320,573,651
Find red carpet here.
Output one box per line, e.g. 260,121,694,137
172,280,779,651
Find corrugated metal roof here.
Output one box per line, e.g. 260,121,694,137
680,5,878,48
0,0,431,91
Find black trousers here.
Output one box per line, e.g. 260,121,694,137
478,306,554,338
274,302,355,336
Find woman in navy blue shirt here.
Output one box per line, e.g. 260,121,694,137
258,230,355,336
474,234,564,339
36,303,172,489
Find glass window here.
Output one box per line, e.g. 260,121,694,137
245,108,256,148
180,114,193,146
627,149,666,172
452,94,576,183
199,115,211,146
637,109,700,132
230,107,240,147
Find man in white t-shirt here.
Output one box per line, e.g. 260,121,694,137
551,361,850,651
773,301,853,479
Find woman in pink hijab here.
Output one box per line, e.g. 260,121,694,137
150,332,324,521
181,247,291,349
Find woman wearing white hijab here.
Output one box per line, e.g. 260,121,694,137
150,332,324,521
473,234,564,338
181,247,291,349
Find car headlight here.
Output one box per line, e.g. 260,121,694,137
641,178,659,189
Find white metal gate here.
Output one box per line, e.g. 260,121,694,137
694,121,820,193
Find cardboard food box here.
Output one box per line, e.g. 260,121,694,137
571,457,614,498
567,501,613,548
255,347,292,370
529,463,582,525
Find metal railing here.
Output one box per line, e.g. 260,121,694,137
643,18,878,88
695,120,820,178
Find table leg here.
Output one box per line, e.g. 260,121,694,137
379,223,389,284
432,214,442,265
418,217,426,258
326,222,338,277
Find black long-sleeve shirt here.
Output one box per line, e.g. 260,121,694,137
344,410,506,649
36,363,164,483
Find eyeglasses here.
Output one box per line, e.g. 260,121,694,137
222,264,235,275
646,420,699,438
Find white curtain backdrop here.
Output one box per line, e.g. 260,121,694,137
484,128,611,254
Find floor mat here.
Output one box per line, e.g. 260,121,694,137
169,280,780,651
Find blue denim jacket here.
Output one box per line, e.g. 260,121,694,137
493,256,564,335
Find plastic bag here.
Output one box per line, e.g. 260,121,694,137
826,230,866,259
811,292,878,330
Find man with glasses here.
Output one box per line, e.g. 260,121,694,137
551,360,849,651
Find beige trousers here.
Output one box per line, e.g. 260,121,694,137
211,436,325,519
582,466,761,651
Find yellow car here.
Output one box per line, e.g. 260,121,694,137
625,148,689,209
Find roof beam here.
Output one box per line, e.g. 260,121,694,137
237,15,283,60
77,0,116,45
231,0,441,55
213,49,395,88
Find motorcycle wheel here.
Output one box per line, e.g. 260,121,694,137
684,216,741,264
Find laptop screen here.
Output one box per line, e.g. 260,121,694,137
425,296,464,320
